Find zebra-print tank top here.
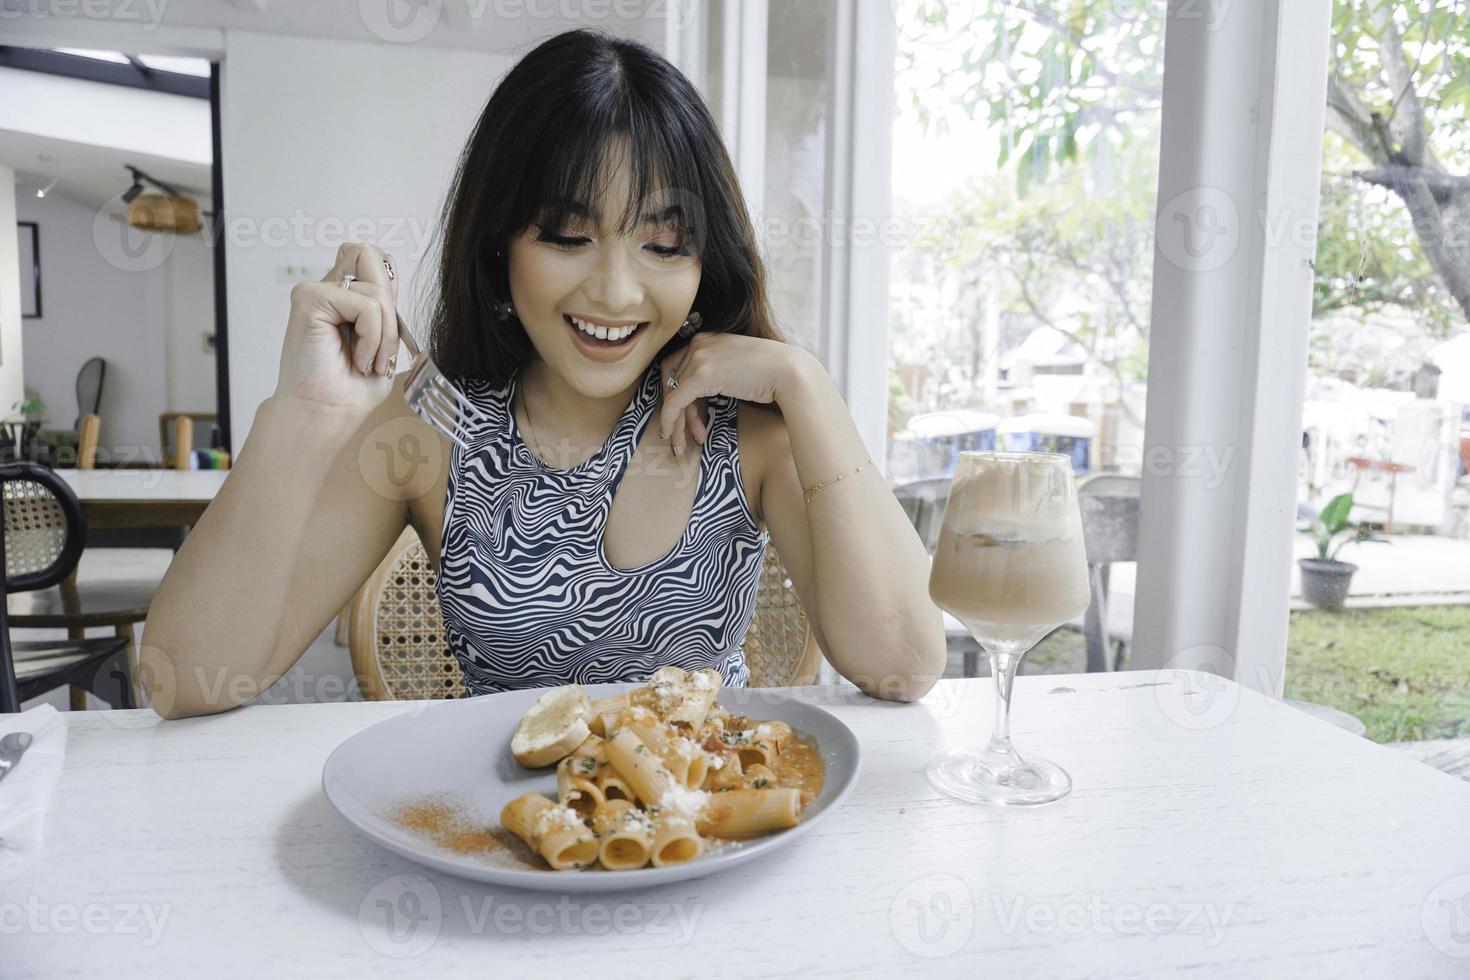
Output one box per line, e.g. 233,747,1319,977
436,360,769,696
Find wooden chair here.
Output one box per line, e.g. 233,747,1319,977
0,463,135,712
77,414,100,470
348,527,821,701
7,413,157,707
160,412,227,470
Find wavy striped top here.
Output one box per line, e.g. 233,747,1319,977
436,361,769,696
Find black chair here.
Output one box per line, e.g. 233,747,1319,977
0,420,40,463
75,357,106,429
31,357,107,468
0,463,135,713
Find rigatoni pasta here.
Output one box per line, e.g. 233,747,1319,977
500,793,599,869
498,668,825,871
591,800,655,869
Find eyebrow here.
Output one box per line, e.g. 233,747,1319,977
553,200,686,226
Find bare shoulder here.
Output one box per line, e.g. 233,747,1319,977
735,400,791,527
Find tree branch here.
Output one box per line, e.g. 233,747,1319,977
1368,1,1428,164
1357,165,1470,203
1326,74,1386,162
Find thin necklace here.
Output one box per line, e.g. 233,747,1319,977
517,370,664,470
517,381,557,469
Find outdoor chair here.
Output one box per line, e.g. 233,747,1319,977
1077,475,1141,672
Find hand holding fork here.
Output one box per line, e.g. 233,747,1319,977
275,242,480,449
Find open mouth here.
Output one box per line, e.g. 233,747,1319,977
563,314,648,350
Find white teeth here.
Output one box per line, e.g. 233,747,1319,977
569,316,638,342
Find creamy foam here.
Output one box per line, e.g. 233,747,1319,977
940,456,1081,542
928,454,1090,648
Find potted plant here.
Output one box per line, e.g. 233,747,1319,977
1298,492,1387,610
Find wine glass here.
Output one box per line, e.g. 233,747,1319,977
926,451,1091,806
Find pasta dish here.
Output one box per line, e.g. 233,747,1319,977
500,666,825,871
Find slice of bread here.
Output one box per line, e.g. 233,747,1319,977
511,685,593,768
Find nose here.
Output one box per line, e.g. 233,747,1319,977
582,238,645,317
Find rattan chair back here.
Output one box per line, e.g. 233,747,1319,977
349,527,462,701
743,545,821,686
2,465,85,589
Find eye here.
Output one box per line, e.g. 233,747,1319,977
644,228,692,258
538,230,588,251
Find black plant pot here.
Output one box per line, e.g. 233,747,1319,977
1299,558,1357,611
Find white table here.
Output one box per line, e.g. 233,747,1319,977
57,469,227,503
55,470,226,529
7,670,1470,977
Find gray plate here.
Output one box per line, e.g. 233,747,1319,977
322,683,861,892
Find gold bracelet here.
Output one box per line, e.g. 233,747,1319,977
802,457,873,504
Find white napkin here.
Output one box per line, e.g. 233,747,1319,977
0,703,68,879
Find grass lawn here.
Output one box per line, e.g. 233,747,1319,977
950,605,1468,744
1285,605,1470,743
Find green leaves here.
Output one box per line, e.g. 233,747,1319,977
1319,492,1356,534
1301,492,1392,561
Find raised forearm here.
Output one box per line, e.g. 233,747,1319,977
777,354,946,699
140,398,360,717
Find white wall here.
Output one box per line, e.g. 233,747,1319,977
15,190,215,458
0,165,26,417
219,30,511,450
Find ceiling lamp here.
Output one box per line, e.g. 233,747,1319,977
32,153,59,198
120,165,200,235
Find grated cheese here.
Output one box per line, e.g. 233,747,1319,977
533,804,584,839
655,782,710,820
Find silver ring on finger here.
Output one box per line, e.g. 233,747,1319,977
382,258,395,281
339,273,357,289
385,353,398,375
666,375,679,390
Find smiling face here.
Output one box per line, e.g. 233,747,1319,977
504,138,701,400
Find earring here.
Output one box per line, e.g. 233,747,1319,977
494,299,516,321
677,311,702,339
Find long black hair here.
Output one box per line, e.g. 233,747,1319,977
426,28,783,385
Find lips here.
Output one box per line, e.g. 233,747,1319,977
563,314,649,363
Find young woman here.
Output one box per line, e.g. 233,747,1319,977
141,29,944,718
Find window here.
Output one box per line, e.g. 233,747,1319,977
1288,0,1470,744
886,0,1165,487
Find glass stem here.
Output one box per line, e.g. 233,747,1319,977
986,641,1030,759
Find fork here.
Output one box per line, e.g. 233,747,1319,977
0,731,33,787
394,312,485,451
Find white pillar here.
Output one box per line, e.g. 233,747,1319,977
0,165,27,416
819,0,896,464
1131,0,1332,695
